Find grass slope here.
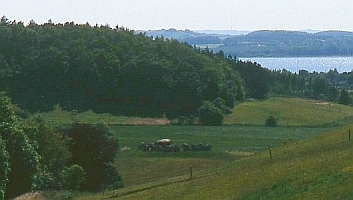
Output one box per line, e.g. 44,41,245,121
105,124,353,200
111,125,330,188
28,97,353,199
225,97,353,126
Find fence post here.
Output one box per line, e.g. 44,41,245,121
190,167,193,179
269,148,272,160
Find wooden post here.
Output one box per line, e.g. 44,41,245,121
269,148,272,160
190,167,193,179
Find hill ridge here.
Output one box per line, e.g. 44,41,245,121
141,29,353,57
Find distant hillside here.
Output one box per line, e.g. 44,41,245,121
141,29,353,57
221,30,353,57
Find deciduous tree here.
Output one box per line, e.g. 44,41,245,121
0,91,40,199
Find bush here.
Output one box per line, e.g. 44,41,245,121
171,116,196,125
265,116,278,127
60,165,86,190
32,171,58,191
198,101,224,126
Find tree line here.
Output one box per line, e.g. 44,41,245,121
0,17,245,122
267,68,353,105
218,30,353,57
145,29,353,57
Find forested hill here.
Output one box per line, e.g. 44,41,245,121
220,30,353,57
143,29,353,57
0,18,247,118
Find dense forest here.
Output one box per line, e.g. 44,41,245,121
0,17,246,120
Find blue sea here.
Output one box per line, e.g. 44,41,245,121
240,57,353,73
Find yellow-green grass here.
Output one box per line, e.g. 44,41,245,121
75,124,353,200
30,97,353,127
28,105,168,125
225,97,353,126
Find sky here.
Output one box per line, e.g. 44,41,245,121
1,0,353,31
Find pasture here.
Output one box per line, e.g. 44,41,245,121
111,125,333,188
26,97,353,199
74,123,353,200
225,97,353,126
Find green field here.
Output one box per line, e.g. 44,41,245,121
225,97,353,126
35,97,353,127
26,97,353,199
111,125,333,188
74,124,352,200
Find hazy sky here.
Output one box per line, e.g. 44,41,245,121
1,0,353,31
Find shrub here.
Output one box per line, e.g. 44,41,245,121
171,116,196,125
198,101,224,126
60,165,86,190
32,171,57,191
265,116,278,127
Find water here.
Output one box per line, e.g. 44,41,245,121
240,57,353,73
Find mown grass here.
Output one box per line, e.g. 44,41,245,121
225,97,353,126
111,125,332,188
72,125,340,200
97,124,352,200
30,97,353,199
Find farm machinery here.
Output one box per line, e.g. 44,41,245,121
138,138,212,152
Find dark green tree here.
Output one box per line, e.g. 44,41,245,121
0,91,40,199
0,138,9,200
67,122,122,191
338,89,351,105
24,117,72,190
327,86,340,102
230,60,269,99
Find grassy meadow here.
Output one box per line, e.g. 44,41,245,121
27,97,353,199
107,124,353,200
111,125,332,188
225,97,353,126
